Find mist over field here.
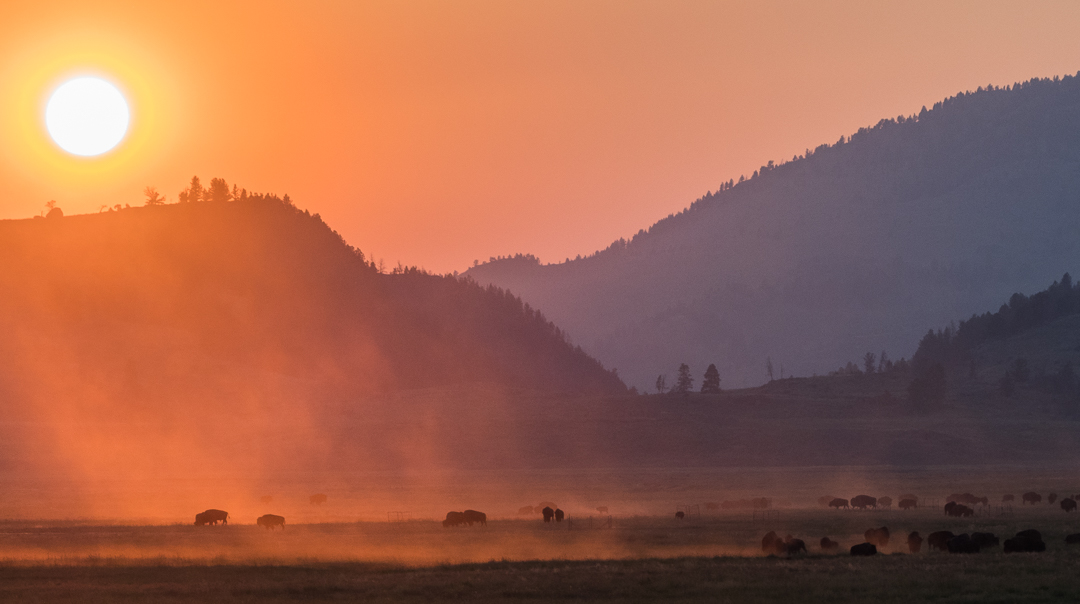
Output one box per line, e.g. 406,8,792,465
468,76,1080,390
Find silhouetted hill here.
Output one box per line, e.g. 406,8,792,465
467,75,1080,391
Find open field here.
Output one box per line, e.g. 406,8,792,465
2,502,1080,602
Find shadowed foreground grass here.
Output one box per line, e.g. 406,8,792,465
4,554,1080,603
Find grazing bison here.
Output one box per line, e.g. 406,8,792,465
864,527,890,548
554,508,564,522
850,495,877,509
1016,529,1042,541
442,511,466,527
675,511,685,519
945,502,973,517
761,531,786,555
518,506,535,515
1048,493,1058,505
928,531,955,551
1061,498,1077,513
1002,494,1015,502
256,514,285,530
907,531,923,553
971,532,999,548
541,507,554,522
259,495,273,504
877,496,892,508
1022,492,1042,505
898,498,918,510
850,543,877,556
596,506,609,514
309,494,328,505
194,509,229,526
820,537,840,552
946,534,980,554
784,536,807,555
1065,533,1080,545
463,510,487,526
1004,533,1045,553
828,498,849,509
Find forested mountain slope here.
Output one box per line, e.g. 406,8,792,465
467,75,1080,390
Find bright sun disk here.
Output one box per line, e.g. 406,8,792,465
45,77,130,157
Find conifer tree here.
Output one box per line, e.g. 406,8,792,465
701,364,721,394
674,363,693,394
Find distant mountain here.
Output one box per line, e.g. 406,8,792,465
467,75,1080,390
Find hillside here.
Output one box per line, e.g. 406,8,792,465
466,75,1080,391
0,195,623,488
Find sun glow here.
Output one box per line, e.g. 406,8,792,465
45,77,130,156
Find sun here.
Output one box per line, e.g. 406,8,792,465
45,77,130,157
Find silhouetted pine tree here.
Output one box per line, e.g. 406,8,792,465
674,363,693,394
701,364,721,394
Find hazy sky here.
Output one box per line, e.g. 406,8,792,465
2,0,1080,272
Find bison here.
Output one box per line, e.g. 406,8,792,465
1061,498,1077,513
256,514,285,530
1004,534,1045,553
946,534,980,554
309,494,328,505
463,510,487,526
554,508,564,522
898,498,918,510
850,543,877,556
828,498,849,509
898,493,918,503
762,531,786,555
864,526,890,548
945,502,973,517
541,507,555,522
675,511,685,519
784,536,807,555
820,537,840,552
1065,533,1080,545
907,531,923,553
442,511,466,527
194,509,229,526
1016,529,1041,541
877,496,893,508
927,531,955,551
850,495,877,509
1022,492,1041,505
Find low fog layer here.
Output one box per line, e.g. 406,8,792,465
467,76,1080,389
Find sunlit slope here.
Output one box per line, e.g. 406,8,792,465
467,76,1080,390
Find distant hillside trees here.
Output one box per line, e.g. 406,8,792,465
701,364,721,394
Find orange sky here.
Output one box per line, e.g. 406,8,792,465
2,1,1080,273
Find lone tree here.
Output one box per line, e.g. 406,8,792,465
144,186,166,206
674,363,693,395
655,374,667,394
701,364,721,394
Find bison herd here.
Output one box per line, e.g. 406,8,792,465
763,526,1078,557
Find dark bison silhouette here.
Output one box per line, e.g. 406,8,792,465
1061,498,1077,513
1002,494,1015,502
542,507,554,522
828,498,849,509
907,531,923,553
927,531,955,551
850,543,877,556
1048,493,1058,505
877,496,892,508
1065,533,1080,545
761,531,786,555
675,511,685,519
971,532,998,548
784,536,807,555
1004,530,1045,553
898,494,918,503
463,510,487,526
898,498,917,510
1022,492,1042,505
554,509,564,522
443,511,466,527
864,527,890,548
820,537,840,552
947,493,987,506
257,514,285,530
946,534,980,554
944,502,973,517
850,495,877,509
310,494,328,505
194,509,229,526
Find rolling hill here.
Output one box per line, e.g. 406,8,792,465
466,75,1080,391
